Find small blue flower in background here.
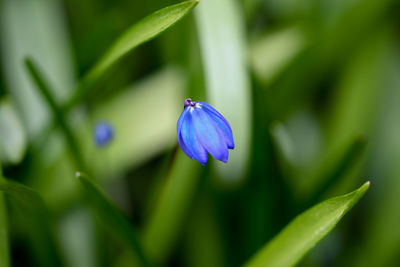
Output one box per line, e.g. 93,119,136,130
177,98,234,165
94,121,114,147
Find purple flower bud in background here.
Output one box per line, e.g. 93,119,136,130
94,121,114,147
177,98,234,165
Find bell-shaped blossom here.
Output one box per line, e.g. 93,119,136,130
177,98,234,165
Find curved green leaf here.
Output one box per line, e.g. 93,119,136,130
66,0,198,108
244,182,370,267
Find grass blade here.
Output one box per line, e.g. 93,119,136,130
244,182,370,267
143,150,200,262
66,0,198,108
25,58,85,170
0,99,27,165
0,180,63,267
0,0,75,139
0,164,9,267
76,173,149,266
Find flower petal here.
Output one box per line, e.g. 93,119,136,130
177,107,194,158
197,102,234,149
204,109,235,149
178,131,193,159
177,106,190,134
192,107,229,163
180,111,208,165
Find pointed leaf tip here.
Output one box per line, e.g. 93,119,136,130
244,182,370,267
356,181,371,196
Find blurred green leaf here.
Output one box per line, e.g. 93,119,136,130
195,0,252,183
270,115,322,179
264,0,394,118
0,98,27,165
315,26,393,198
0,180,63,267
183,196,225,267
113,249,141,267
0,0,75,139
326,27,391,154
66,0,198,108
250,27,306,86
58,208,97,267
0,199,7,267
25,58,85,170
349,27,400,267
244,182,370,267
77,173,149,266
271,118,366,201
0,166,9,267
303,136,366,206
143,150,200,263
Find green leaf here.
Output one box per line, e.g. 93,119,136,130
143,150,200,262
66,0,199,108
0,194,8,267
0,98,27,165
250,27,306,86
0,0,75,139
348,29,400,267
24,58,85,170
0,166,9,267
0,180,63,267
76,173,149,266
182,196,225,267
244,182,370,267
58,208,97,267
195,0,252,183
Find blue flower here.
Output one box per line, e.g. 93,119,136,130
177,98,234,165
94,122,114,147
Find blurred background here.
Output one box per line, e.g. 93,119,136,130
0,0,400,266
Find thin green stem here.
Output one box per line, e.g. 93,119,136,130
24,58,85,171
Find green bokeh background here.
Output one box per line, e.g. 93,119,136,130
0,0,400,266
